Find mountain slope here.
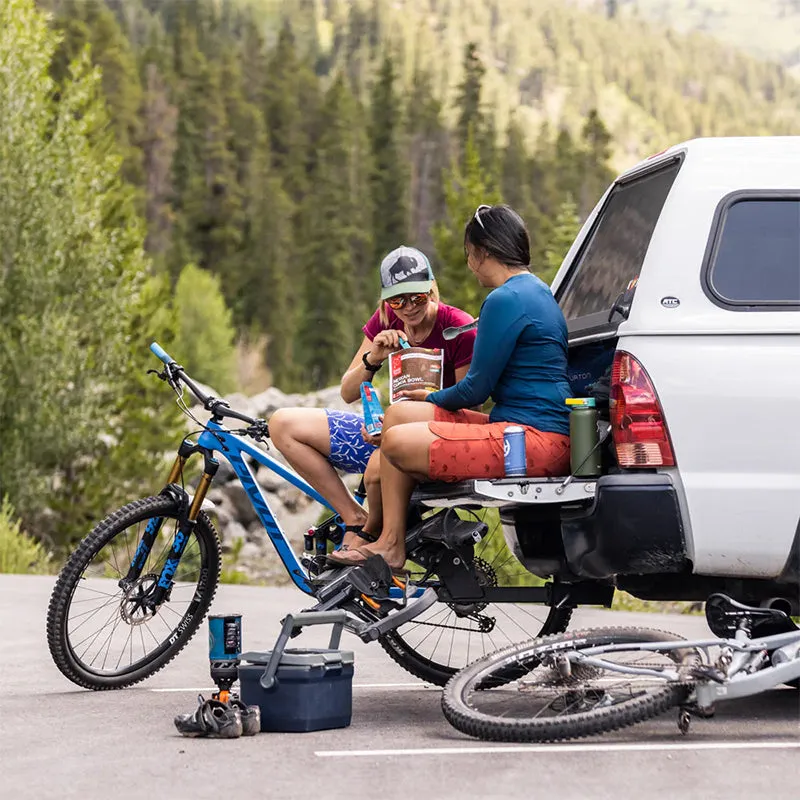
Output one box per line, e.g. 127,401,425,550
261,0,800,168
610,0,800,74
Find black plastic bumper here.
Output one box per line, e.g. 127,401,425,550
561,473,689,580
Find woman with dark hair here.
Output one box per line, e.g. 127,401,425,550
330,205,572,569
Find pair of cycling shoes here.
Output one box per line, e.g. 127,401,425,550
174,694,261,738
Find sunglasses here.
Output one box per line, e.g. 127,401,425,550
385,292,430,310
473,204,492,230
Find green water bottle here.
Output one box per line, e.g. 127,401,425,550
566,397,601,477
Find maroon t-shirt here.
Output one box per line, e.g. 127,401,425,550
362,303,476,388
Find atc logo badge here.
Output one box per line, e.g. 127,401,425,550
660,296,680,309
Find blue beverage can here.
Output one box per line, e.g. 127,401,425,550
208,614,242,661
503,426,527,477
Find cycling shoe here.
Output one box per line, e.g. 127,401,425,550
226,698,261,736
174,694,242,738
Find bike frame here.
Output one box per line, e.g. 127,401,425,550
194,421,335,594
128,419,340,599
564,629,800,705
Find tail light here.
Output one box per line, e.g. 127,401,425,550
610,351,675,467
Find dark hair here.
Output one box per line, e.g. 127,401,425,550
463,204,531,269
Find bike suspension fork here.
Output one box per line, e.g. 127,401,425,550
148,454,219,607
123,442,195,587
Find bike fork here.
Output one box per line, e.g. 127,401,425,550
122,443,217,610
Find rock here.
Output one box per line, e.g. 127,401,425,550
277,483,310,513
255,464,284,492
211,458,236,484
237,541,263,563
249,387,290,418
224,483,260,527
221,520,248,548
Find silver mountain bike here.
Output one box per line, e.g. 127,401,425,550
442,593,800,742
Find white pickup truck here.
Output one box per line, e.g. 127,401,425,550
531,136,800,613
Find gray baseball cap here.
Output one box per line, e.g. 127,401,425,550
379,246,434,300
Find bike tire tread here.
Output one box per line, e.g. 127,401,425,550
441,627,694,742
46,495,221,691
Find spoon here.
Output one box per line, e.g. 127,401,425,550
442,319,479,340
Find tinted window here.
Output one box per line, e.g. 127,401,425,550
708,199,800,304
558,161,680,320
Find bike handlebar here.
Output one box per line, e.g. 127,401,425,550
149,341,263,431
149,341,172,364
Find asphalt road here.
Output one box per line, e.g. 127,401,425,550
2,575,799,800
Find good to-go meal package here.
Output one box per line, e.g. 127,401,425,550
389,347,443,403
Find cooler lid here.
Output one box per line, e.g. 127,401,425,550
240,647,354,669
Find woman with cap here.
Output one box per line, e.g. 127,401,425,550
331,205,572,570
270,246,476,550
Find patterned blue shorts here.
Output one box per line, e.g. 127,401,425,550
325,409,377,474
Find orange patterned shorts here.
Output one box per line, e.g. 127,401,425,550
428,407,570,482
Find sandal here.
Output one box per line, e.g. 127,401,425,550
336,525,378,552
327,547,406,575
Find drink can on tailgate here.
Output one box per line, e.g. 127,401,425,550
208,614,242,661
503,426,526,477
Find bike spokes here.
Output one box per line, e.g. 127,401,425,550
66,516,205,675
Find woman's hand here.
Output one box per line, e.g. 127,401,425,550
360,423,382,447
396,389,432,402
369,329,406,362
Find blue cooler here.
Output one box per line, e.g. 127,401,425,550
237,610,354,733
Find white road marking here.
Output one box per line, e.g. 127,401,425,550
150,682,432,693
315,741,800,758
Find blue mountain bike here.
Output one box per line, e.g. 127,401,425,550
46,344,604,690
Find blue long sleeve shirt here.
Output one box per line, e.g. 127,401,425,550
427,273,571,436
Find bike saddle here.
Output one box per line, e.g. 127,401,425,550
705,593,797,638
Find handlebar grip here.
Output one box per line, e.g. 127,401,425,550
149,342,173,364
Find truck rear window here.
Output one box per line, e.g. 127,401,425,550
707,198,800,305
557,160,681,320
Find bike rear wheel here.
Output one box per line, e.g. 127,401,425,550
47,496,221,690
442,627,697,742
379,508,572,686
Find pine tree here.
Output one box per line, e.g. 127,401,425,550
405,64,447,256
543,196,581,286
49,0,145,188
580,108,614,214
141,63,177,260
298,76,373,389
171,21,243,279
432,134,502,318
369,53,408,264
456,42,485,156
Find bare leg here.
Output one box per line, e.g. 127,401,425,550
332,402,437,569
269,408,367,542
362,450,383,538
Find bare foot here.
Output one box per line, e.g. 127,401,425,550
330,543,406,571
339,515,370,549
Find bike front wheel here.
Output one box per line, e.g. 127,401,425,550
47,495,221,690
442,627,697,742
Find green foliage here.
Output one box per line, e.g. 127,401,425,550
542,196,581,286
615,0,800,73
0,1,130,527
298,75,373,388
0,497,51,575
173,263,237,393
369,53,409,262
432,135,502,318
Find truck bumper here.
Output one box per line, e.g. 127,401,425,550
561,473,690,580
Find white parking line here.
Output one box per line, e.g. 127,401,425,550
315,741,800,758
150,682,432,693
